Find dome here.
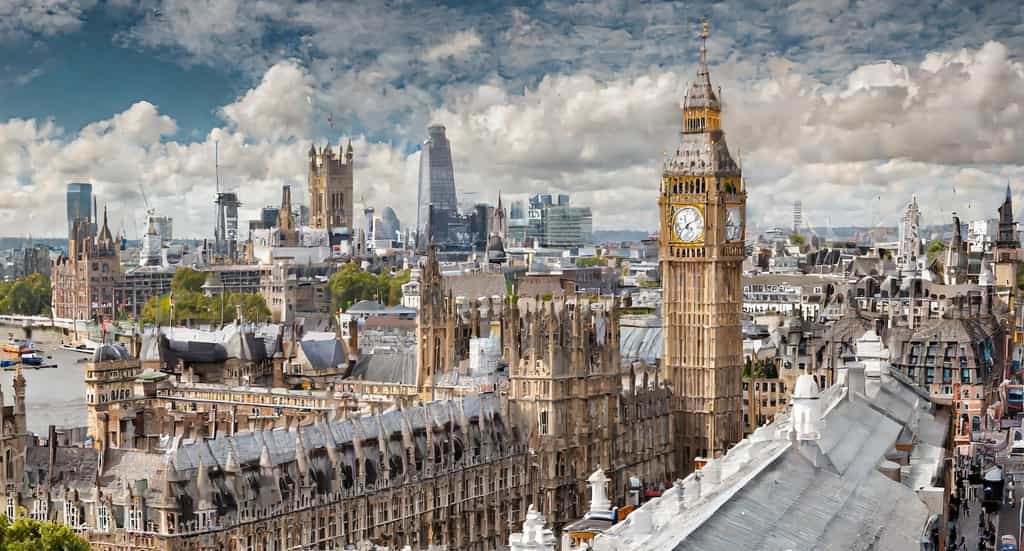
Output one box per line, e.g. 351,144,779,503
792,373,820,400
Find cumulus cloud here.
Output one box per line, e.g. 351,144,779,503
5,2,1024,235
0,0,94,42
220,60,313,141
425,30,483,61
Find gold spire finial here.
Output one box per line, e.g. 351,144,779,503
701,16,708,39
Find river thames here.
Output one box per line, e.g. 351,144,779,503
0,329,88,434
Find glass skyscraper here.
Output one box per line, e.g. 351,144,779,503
416,124,458,235
66,182,93,237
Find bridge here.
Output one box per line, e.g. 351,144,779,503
0,314,82,331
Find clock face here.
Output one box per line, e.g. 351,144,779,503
673,206,704,243
726,207,743,241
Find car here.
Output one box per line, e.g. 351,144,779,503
1001,534,1018,551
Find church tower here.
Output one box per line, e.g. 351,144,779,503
994,183,1020,288
308,141,355,230
659,17,745,472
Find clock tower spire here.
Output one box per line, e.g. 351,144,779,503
659,17,745,473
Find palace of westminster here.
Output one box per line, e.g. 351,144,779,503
4,19,1014,551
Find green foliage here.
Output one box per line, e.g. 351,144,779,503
925,239,946,267
743,356,778,379
386,270,410,307
1017,267,1024,290
329,264,409,311
0,274,51,316
576,256,603,268
0,514,90,550
171,268,208,293
141,291,270,325
789,233,805,246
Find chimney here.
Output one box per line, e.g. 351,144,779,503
847,363,866,399
48,424,57,485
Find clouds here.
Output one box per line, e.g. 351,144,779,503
425,30,483,61
221,60,312,141
0,0,93,42
2,0,1024,237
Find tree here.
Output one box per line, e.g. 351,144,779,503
926,239,946,268
171,268,208,293
140,291,270,325
0,514,90,550
576,256,604,268
0,274,51,316
329,264,410,311
789,233,805,246
386,270,410,306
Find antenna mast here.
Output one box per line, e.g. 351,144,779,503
215,141,220,194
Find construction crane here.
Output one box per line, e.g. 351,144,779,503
138,183,156,240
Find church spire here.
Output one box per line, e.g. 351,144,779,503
699,16,709,69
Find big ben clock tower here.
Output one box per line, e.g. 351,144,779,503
659,17,745,473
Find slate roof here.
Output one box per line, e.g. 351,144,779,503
594,365,948,551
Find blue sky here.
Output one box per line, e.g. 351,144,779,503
1,0,1023,237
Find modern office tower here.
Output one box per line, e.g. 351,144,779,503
792,200,802,233
363,206,376,240
66,182,93,238
509,200,525,221
541,204,593,248
260,206,280,229
308,141,355,230
557,193,570,206
214,192,241,261
416,124,458,236
381,207,401,239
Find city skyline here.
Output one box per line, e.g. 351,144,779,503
1,1,1022,237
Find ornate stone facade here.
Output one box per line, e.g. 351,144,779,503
658,19,745,471
308,142,354,230
51,207,122,320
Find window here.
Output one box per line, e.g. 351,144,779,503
539,411,549,435
31,498,46,521
63,500,79,527
97,503,110,532
127,504,143,531
6,496,13,520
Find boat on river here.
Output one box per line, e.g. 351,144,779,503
3,337,35,355
19,353,43,367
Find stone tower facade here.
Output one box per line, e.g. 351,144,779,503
659,18,745,472
415,246,456,397
308,141,354,230
0,368,27,494
51,205,122,320
994,184,1019,288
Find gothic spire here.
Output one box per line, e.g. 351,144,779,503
683,16,720,113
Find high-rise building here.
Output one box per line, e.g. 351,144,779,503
659,18,745,472
260,206,280,229
214,192,241,261
381,207,401,239
540,204,592,248
308,141,354,230
66,182,93,238
416,124,458,236
792,200,802,234
509,200,525,221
